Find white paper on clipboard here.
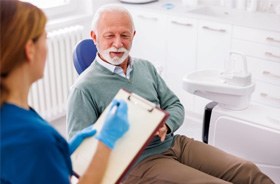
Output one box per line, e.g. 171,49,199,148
71,88,169,184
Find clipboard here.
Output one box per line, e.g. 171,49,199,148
71,88,169,184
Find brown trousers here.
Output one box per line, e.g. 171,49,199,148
123,135,274,184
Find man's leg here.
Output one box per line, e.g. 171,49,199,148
173,135,274,184
123,149,230,184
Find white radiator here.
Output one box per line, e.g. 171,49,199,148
28,25,84,121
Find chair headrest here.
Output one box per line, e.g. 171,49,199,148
73,39,97,75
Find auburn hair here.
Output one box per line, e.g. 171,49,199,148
0,0,47,106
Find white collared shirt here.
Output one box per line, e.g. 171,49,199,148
96,54,133,79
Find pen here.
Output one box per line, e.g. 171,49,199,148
110,102,120,115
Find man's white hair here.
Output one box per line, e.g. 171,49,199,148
91,4,135,32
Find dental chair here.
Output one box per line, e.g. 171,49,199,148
73,39,97,74
202,102,280,183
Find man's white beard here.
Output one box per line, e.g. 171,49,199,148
100,47,129,66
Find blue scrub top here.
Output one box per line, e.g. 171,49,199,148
0,103,72,184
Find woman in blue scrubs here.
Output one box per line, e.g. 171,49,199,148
0,1,129,183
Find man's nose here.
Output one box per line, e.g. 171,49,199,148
112,36,124,48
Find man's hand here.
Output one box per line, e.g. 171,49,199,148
155,124,169,142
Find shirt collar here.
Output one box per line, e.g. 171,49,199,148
96,54,116,73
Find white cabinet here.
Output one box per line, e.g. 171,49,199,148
231,26,280,109
165,16,197,112
194,20,232,116
196,20,232,69
129,9,167,71
124,5,279,119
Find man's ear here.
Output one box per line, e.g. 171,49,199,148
25,40,35,63
90,31,97,44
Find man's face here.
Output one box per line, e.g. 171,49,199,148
92,11,135,65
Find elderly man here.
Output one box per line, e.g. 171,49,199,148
67,4,274,184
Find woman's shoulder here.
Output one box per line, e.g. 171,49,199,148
1,103,67,149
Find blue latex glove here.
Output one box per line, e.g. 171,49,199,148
96,99,129,149
68,125,97,154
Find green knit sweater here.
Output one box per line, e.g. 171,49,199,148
67,58,184,164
